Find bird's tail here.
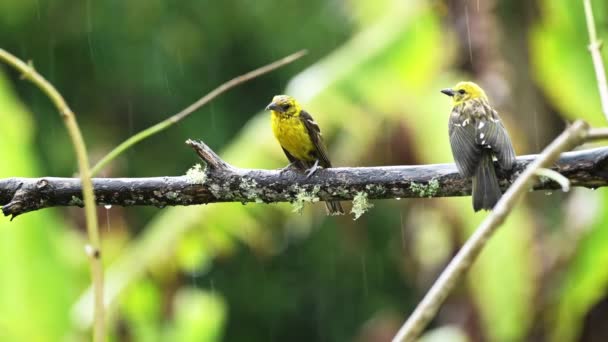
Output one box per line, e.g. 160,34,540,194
325,201,344,216
472,151,502,212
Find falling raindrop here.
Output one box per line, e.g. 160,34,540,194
400,212,407,251
127,101,134,140
177,49,185,76
162,64,172,96
86,0,95,62
533,110,540,152
464,2,473,64
35,0,41,19
105,206,111,232
84,244,95,256
361,255,368,297
210,102,218,133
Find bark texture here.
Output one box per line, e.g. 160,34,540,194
1,140,607,219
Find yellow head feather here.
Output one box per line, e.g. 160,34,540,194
441,81,489,105
265,95,302,117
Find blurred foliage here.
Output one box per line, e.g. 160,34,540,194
0,73,81,341
1,0,608,341
531,0,608,127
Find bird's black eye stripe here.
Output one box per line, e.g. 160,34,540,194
282,103,291,110
458,89,466,94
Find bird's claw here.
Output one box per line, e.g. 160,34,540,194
305,160,321,179
278,161,298,174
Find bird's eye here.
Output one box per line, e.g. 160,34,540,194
282,104,291,110
458,89,466,95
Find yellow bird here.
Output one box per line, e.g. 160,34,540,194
265,95,344,215
441,82,516,211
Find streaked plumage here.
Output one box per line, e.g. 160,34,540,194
441,82,516,211
266,95,344,215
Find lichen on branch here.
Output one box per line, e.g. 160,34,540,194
0,141,607,219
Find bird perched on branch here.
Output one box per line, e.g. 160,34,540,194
265,95,344,215
441,81,516,211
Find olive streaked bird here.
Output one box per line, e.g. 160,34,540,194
266,95,344,215
441,81,516,211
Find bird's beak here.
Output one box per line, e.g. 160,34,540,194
441,88,455,97
265,102,281,112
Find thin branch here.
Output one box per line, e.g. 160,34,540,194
587,127,608,141
584,0,608,120
0,49,105,341
89,50,308,176
535,168,570,192
391,120,591,342
186,139,234,171
1,140,607,218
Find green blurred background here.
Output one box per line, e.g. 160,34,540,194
1,0,607,341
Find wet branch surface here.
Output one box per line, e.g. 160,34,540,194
2,140,608,218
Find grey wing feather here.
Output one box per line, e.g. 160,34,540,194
300,110,333,168
477,114,516,170
282,147,306,169
449,116,482,177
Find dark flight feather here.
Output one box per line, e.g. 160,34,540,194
299,110,333,168
448,100,516,211
298,110,344,215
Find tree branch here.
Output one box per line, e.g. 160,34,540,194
1,139,607,219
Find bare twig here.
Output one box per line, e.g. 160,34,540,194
535,168,570,192
392,120,591,342
587,127,608,141
90,50,308,176
1,141,607,218
584,0,608,120
185,139,234,171
0,49,105,342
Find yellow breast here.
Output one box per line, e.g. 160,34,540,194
271,113,316,161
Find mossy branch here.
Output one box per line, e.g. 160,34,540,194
1,139,608,218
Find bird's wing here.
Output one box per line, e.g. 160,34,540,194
299,110,333,168
281,147,306,169
477,107,516,170
449,110,482,177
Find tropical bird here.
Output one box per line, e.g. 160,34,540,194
441,81,516,211
265,95,344,215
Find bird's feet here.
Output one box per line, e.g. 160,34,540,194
305,159,321,179
278,161,298,174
